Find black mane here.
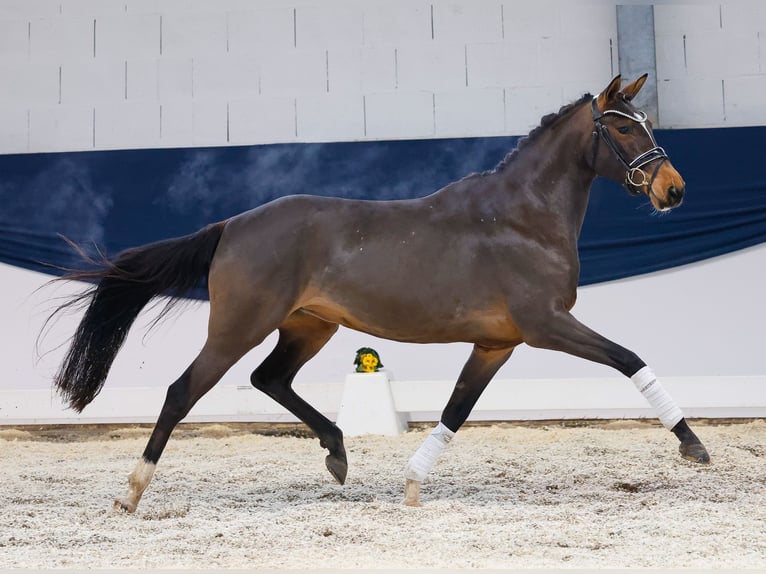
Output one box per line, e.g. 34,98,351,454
492,92,594,173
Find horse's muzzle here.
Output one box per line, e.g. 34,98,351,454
666,184,685,208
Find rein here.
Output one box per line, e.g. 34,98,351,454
591,97,668,195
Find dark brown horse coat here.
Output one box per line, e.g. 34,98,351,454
49,75,708,513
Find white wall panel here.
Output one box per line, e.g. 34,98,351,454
724,75,766,125
191,98,227,144
658,77,724,127
504,85,563,134
193,55,260,99
396,42,466,91
364,91,433,139
654,33,684,81
434,88,504,137
30,104,93,152
159,99,193,145
466,41,538,89
126,59,158,101
259,48,326,96
720,3,766,32
501,1,559,40
0,0,60,20
0,19,29,62
30,17,93,62
95,101,159,149
227,8,294,54
157,57,192,101
327,46,396,93
161,12,226,57
653,4,721,36
96,13,160,60
362,2,431,47
61,59,124,104
684,30,759,79
0,105,27,153
296,5,363,49
297,93,364,142
0,62,59,105
60,0,128,18
654,4,766,128
228,96,295,144
1,2,764,151
538,36,614,86
432,1,503,43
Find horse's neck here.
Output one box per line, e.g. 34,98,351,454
500,113,595,235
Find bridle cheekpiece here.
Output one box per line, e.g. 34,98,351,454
591,96,668,195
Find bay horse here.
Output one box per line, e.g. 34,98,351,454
49,74,709,512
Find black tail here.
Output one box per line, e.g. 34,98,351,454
50,221,227,412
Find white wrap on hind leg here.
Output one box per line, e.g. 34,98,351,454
405,422,455,482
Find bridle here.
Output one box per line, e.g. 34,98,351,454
591,97,668,196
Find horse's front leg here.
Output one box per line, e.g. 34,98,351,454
523,309,710,464
403,344,516,507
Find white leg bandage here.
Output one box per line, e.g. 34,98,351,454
405,422,455,482
631,366,684,430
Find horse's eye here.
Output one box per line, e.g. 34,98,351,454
617,126,631,135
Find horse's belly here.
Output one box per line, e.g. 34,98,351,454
299,296,521,346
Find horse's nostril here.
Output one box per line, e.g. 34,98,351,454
668,185,684,203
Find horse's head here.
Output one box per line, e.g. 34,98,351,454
591,74,685,211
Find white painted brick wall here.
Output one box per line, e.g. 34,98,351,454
654,3,766,129
126,59,158,101
2,1,764,153
158,58,193,101
30,17,93,62
259,48,327,96
193,55,260,99
362,2,431,47
0,62,59,106
229,96,296,144
96,13,160,60
724,75,766,125
434,88,504,137
297,93,365,141
227,8,295,54
30,104,92,152
296,5,363,49
61,59,124,104
161,12,227,57
432,1,503,43
0,19,29,61
0,105,28,153
95,101,160,149
364,91,434,140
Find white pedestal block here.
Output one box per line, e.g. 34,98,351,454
335,371,408,436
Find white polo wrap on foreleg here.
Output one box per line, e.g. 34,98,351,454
405,422,455,482
631,366,684,430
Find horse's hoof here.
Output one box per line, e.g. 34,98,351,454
113,498,136,513
679,442,710,464
402,479,421,507
325,453,348,485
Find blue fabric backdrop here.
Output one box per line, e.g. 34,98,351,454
1,126,764,288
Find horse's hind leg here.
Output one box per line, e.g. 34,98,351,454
250,311,347,483
114,338,251,513
523,309,709,463
404,344,515,506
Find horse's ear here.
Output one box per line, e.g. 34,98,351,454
621,73,648,101
596,75,622,109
